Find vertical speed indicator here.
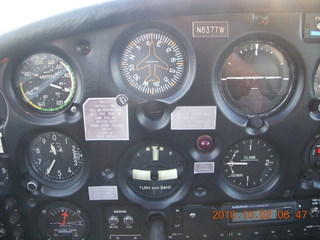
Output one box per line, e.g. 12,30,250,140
119,29,188,98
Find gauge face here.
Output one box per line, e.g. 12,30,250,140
39,202,89,240
15,52,76,114
218,41,293,116
309,137,320,172
126,144,186,198
29,132,84,182
119,29,187,98
314,63,320,98
222,139,279,191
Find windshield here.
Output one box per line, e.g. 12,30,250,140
0,0,109,35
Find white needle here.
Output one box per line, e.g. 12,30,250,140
46,159,56,175
225,161,248,166
50,144,57,155
50,83,62,89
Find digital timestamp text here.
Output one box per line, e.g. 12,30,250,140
212,210,308,221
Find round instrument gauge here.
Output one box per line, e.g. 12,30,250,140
218,41,294,116
39,202,89,240
118,29,189,98
15,52,77,114
29,132,84,182
222,139,279,191
126,144,187,198
309,136,320,172
314,63,320,98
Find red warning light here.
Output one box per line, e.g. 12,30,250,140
316,148,320,155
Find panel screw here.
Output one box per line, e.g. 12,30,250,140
70,105,77,114
189,213,196,219
77,41,91,55
253,14,269,25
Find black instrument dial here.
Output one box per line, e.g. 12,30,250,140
29,132,84,182
119,29,187,98
314,63,320,98
39,202,89,240
15,52,77,114
309,136,320,172
126,144,186,198
218,41,293,116
222,139,279,191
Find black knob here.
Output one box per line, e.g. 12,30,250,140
0,227,6,237
9,212,21,225
12,227,24,240
4,199,17,212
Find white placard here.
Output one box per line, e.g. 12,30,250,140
171,106,217,130
88,186,118,200
83,98,129,141
194,162,215,174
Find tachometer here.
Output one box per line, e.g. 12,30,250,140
15,52,77,114
222,139,279,191
29,132,84,182
118,29,189,99
218,41,294,116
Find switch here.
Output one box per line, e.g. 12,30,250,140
108,216,119,226
8,212,21,225
12,227,23,240
309,207,320,218
4,199,17,212
123,215,134,226
0,227,6,237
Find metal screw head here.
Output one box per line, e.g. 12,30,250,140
253,14,269,25
77,41,91,55
70,105,77,114
189,213,196,219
